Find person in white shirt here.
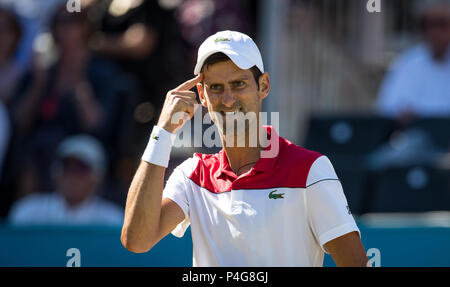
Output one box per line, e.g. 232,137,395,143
8,134,123,226
371,0,450,170
377,0,450,118
121,30,368,267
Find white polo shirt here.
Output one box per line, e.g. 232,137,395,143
163,126,359,267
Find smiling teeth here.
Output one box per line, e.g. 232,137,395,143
224,111,239,115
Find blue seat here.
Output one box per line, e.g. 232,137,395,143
304,114,395,155
364,165,450,213
407,117,450,150
303,114,395,215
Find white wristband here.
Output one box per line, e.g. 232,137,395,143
141,126,177,167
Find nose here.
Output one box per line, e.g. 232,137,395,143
221,88,236,108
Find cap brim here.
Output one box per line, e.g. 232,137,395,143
194,49,255,75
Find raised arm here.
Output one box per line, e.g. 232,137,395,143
121,74,202,253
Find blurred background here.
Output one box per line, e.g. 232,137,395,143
0,0,449,266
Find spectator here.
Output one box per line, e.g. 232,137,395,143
8,134,123,225
376,0,450,118
0,6,24,104
0,6,21,180
87,0,188,199
0,6,21,216
89,0,185,123
369,0,450,170
0,0,68,76
8,4,132,198
13,5,106,136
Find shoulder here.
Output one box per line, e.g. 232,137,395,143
166,155,208,187
10,193,58,209
281,137,322,165
280,139,323,166
305,155,339,187
389,44,429,72
274,138,325,188
172,155,202,178
8,193,59,223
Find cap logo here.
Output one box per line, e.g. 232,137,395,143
214,37,231,43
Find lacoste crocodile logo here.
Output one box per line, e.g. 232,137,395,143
215,37,231,43
151,135,159,141
269,190,284,199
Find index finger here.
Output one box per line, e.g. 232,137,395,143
175,73,203,91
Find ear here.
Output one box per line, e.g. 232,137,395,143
197,83,208,107
258,72,270,100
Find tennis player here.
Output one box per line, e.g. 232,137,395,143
121,30,369,267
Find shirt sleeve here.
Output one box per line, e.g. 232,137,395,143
305,156,360,253
162,167,191,238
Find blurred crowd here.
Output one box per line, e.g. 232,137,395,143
0,0,449,225
0,0,257,225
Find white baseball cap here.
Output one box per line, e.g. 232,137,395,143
194,30,264,75
57,134,106,174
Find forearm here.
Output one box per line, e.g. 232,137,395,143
121,74,202,252
121,161,166,252
325,231,369,267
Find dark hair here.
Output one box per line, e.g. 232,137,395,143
50,4,92,44
200,52,263,88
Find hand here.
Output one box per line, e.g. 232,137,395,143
157,74,203,134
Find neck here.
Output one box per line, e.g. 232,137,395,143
224,146,263,176
62,193,93,209
429,44,450,62
220,125,268,175
433,50,447,62
59,48,89,64
64,197,87,209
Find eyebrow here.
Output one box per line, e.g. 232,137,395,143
205,76,251,85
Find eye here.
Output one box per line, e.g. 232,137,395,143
232,81,245,88
209,84,223,91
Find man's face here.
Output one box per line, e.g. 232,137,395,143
56,157,100,207
423,6,450,57
53,10,88,49
197,60,270,140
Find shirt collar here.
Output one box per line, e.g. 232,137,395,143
216,125,281,178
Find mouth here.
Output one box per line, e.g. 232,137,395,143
220,108,243,117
